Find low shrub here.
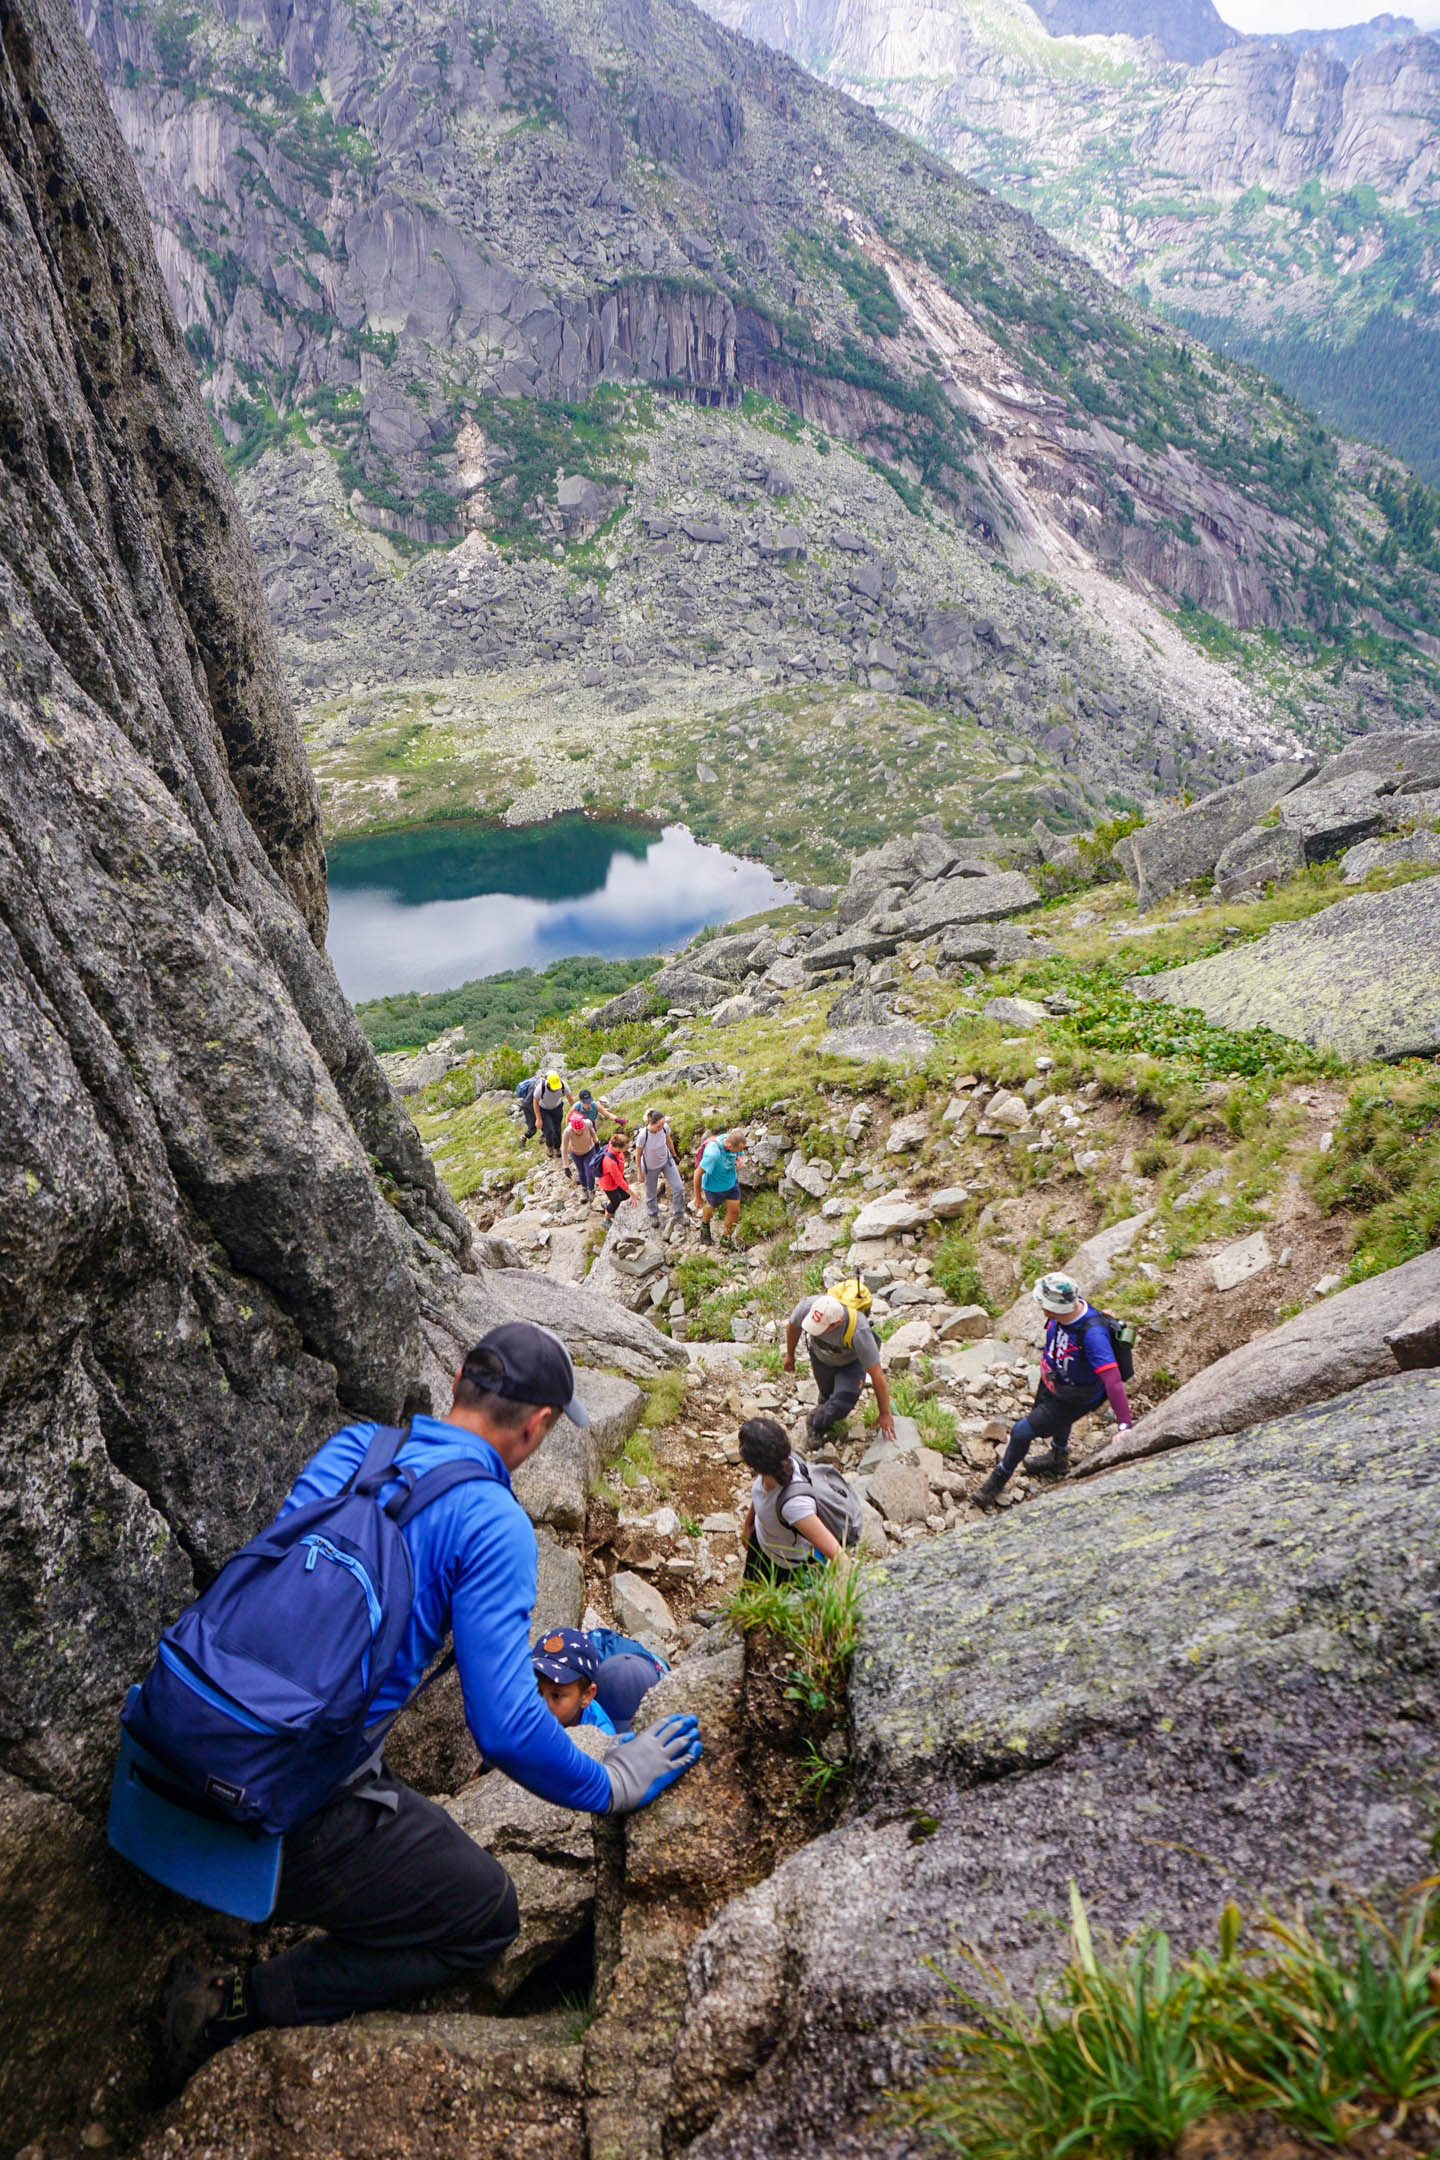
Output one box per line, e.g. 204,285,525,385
898,1884,1440,2160
725,1558,864,1722
1309,1061,1440,1280
931,1226,990,1310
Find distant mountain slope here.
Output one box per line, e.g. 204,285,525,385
701,0,1440,480
80,0,1440,860
1032,0,1233,63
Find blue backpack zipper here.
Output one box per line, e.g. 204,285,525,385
301,1536,383,1637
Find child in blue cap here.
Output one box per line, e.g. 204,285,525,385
532,1628,618,1738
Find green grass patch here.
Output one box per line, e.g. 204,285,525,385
1309,1061,1440,1282
930,1226,990,1310
898,1883,1440,2159
356,953,659,1056
725,1557,864,1720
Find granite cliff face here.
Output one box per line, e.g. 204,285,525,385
73,0,1440,846
0,0,670,2137
701,0,1440,480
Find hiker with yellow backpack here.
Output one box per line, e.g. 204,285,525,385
784,1282,898,1445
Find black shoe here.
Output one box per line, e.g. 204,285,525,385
970,1468,1008,1513
699,1218,712,1244
1027,1447,1071,1480
158,1958,251,2097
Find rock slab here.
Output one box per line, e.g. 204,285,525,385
1135,877,1440,1061
1090,1244,1440,1470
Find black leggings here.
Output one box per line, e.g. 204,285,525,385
809,1353,864,1436
1000,1383,1105,1479
248,1768,519,2026
538,1102,565,1154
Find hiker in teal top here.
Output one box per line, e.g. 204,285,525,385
694,1126,746,1246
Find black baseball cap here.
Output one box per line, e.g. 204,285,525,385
460,1322,589,1427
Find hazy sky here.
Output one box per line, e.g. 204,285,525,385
1221,2,1440,26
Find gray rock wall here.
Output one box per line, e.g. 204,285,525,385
673,1372,1440,2159
0,0,656,2139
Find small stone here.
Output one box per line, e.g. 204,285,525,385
927,1184,972,1218
939,1304,991,1342
1209,1233,1275,1294
868,1456,931,1524
886,1111,930,1154
611,1570,677,1643
983,995,1047,1028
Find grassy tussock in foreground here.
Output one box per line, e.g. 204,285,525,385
901,1883,1440,2158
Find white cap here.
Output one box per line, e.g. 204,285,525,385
802,1296,847,1337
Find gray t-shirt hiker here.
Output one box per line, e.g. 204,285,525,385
787,1297,881,1371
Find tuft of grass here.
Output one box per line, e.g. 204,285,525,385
898,1883,1440,2160
732,1185,795,1248
725,1559,865,1720
930,1226,990,1310
1309,1061,1440,1281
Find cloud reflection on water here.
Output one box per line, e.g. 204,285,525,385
327,822,789,1002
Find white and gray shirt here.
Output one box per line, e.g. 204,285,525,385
637,1121,674,1170
751,1459,827,1565
789,1298,881,1371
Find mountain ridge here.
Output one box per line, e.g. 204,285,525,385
80,0,1440,858
700,0,1440,480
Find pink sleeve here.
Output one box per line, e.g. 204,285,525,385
1101,1366,1132,1426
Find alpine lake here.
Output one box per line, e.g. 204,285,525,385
326,815,790,1002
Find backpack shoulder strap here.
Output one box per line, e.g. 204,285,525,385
389,1454,501,1529
348,1424,409,1496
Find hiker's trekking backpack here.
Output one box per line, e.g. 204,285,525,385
1092,1310,1137,1383
783,1453,863,1550
120,1425,498,1838
828,1277,874,1353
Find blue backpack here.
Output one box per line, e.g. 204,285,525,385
120,1425,496,1838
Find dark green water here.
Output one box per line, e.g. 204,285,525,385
326,815,789,1000
328,815,654,909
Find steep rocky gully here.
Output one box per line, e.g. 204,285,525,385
1,0,1438,2156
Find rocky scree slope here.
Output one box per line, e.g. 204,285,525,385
78,0,1440,836
0,0,673,2144
701,0,1440,484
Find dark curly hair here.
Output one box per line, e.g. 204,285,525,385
738,1416,793,1481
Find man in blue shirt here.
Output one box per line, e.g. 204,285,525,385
162,1322,700,2087
972,1274,1133,1511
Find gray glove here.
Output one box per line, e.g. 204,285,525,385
603,1713,703,1813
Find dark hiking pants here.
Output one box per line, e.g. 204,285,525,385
575,1145,602,1193
999,1383,1105,1480
808,1352,863,1437
247,1768,519,2027
538,1102,565,1154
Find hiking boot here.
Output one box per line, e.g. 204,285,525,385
970,1468,1008,1513
158,1958,254,2097
1026,1446,1071,1480
699,1218,712,1245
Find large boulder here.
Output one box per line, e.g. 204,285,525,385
1088,1244,1440,1472
1134,876,1440,1061
1275,770,1394,860
1118,760,1315,910
136,2011,587,2160
1341,829,1440,882
818,1020,936,1066
651,965,732,1012
670,1374,1440,2159
607,1060,730,1107
1212,822,1307,899
897,869,1040,940
445,1726,612,2002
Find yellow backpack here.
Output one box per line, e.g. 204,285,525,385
829,1278,874,1352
